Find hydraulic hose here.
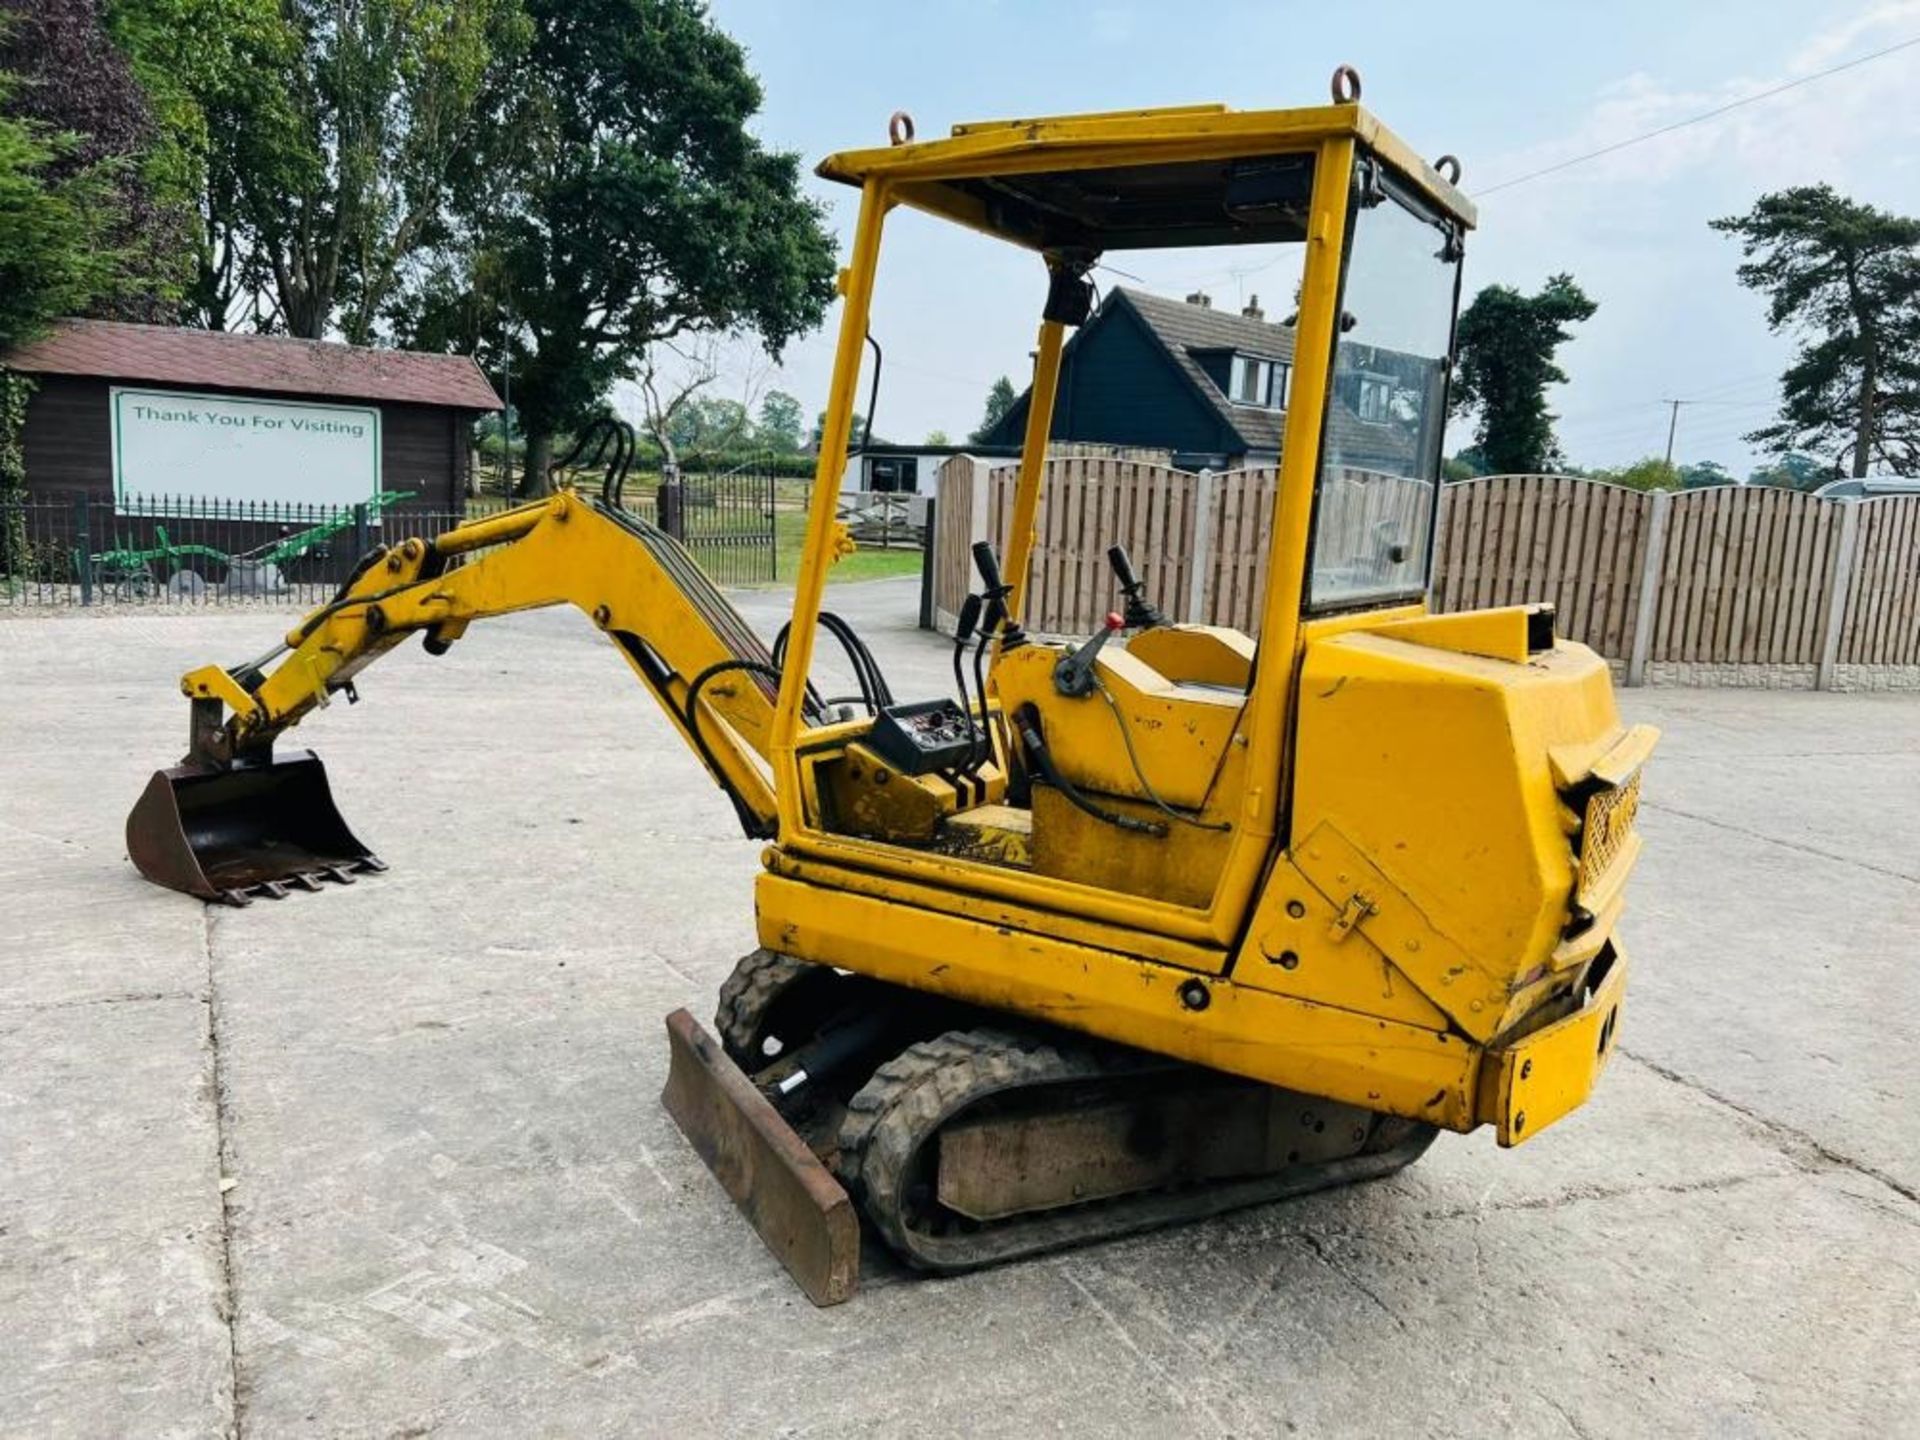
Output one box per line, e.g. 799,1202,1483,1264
1014,704,1165,837
683,658,786,839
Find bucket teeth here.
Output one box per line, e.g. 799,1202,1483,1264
125,751,384,904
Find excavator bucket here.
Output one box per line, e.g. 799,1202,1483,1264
660,1009,860,1306
125,750,385,905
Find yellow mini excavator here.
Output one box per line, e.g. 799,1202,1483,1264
127,72,1655,1305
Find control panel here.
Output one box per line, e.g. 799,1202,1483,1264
864,699,979,776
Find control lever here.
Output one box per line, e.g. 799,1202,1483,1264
1054,611,1125,698
952,594,987,767
970,539,1006,596
1107,545,1166,630
970,541,1026,651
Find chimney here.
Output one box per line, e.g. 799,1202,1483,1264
1242,294,1264,321
1184,290,1212,309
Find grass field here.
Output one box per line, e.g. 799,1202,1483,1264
772,505,923,585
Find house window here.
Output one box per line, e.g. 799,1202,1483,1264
1357,375,1392,423
1229,354,1287,409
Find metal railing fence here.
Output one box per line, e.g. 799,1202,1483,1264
3,468,782,607
1,493,467,608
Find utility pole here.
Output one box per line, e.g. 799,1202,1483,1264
1662,398,1685,467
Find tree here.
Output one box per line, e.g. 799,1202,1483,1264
669,396,753,456
1713,186,1920,477
1748,451,1828,493
106,0,306,330
1449,274,1596,474
0,68,134,351
814,408,866,449
634,343,716,475
924,428,949,446
969,375,1016,443
1677,460,1734,490
163,0,525,341
1589,457,1680,492
0,0,184,322
756,389,804,451
408,0,835,494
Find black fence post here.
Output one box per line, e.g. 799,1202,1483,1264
353,502,369,560
658,475,684,541
765,468,776,582
918,495,937,630
74,493,93,606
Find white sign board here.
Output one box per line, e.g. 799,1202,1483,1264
110,387,382,513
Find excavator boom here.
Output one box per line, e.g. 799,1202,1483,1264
127,491,801,903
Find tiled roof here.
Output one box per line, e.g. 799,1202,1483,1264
1119,288,1298,362
1117,289,1292,454
1117,289,1415,466
4,320,501,410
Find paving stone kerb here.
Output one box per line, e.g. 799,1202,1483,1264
2,582,1916,1437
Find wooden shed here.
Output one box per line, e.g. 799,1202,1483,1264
4,320,500,514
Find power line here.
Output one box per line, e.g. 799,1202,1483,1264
1473,33,1920,198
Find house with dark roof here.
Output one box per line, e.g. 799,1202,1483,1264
4,320,500,513
979,287,1423,474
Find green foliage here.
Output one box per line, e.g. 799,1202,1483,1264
0,75,134,350
0,368,31,573
400,0,835,492
1677,460,1734,490
106,0,305,329
270,0,528,340
0,5,181,329
1442,447,1489,482
815,409,868,449
1449,274,1596,474
755,389,805,452
1713,186,1920,478
0,368,31,491
668,396,753,454
924,429,950,446
1748,451,1830,493
1587,456,1680,492
970,375,1017,443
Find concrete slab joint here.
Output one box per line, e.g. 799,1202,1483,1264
202,907,244,1437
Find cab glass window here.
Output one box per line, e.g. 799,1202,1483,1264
1307,167,1461,610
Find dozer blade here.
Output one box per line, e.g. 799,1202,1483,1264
126,750,385,905
660,1009,859,1306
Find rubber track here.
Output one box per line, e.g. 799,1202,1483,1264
713,949,822,1067
839,1027,1437,1272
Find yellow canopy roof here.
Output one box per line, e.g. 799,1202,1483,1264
816,102,1475,252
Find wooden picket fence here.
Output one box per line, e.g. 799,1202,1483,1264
932,455,1920,686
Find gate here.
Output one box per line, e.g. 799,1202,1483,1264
658,453,778,585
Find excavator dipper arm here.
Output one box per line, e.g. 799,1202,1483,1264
131,492,805,903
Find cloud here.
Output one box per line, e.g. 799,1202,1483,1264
1475,3,1920,202
1791,0,1920,70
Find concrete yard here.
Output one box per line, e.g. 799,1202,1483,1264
3,578,1916,1437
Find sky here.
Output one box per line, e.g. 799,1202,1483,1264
665,0,1920,476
